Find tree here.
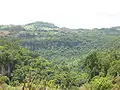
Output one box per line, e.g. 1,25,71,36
84,51,101,79
108,60,120,77
87,76,113,90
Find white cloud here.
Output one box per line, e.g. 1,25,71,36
0,0,120,28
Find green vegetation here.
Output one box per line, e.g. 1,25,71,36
0,22,120,89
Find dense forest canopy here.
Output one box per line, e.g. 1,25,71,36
0,21,120,90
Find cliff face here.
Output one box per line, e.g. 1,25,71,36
0,31,10,36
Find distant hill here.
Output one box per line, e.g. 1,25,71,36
24,21,59,31
1,21,120,61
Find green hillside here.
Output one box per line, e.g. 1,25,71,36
1,22,120,89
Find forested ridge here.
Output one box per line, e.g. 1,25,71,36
0,21,120,90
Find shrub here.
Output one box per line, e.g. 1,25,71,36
87,76,113,90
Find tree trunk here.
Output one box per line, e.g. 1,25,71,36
1,65,5,75
7,63,11,75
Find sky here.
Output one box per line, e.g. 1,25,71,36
0,0,120,29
